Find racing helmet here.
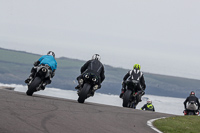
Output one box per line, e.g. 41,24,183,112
190,91,195,96
92,54,101,61
133,64,141,70
47,51,55,58
147,99,152,104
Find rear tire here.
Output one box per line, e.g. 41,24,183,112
122,90,132,107
26,77,42,96
78,83,91,103
188,111,194,115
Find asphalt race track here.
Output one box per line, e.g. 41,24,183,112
0,89,173,133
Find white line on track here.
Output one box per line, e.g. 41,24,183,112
147,117,166,133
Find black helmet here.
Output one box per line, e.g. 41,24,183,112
190,91,195,96
92,54,101,61
47,51,55,58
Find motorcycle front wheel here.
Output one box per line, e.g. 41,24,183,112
122,90,132,107
78,83,91,103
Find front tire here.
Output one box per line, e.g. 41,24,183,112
122,90,132,107
26,77,42,96
78,83,91,103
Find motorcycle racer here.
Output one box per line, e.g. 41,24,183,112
120,64,146,102
25,51,57,90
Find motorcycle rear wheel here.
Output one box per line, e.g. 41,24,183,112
188,111,195,115
26,77,42,96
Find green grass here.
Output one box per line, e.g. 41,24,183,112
154,116,200,133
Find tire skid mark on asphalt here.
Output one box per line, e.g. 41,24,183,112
69,102,102,114
115,110,141,133
23,98,59,132
8,108,44,133
3,92,44,133
41,114,55,133
23,99,59,118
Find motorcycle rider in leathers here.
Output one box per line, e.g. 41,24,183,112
25,51,57,90
120,64,146,102
183,91,200,114
75,54,105,96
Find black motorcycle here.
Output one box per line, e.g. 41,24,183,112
122,79,143,108
183,101,199,115
77,73,99,103
26,64,52,96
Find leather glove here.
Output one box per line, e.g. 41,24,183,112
34,61,40,66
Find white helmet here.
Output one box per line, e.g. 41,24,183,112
147,99,152,104
92,54,101,61
47,51,55,58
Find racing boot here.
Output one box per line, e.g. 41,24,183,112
137,94,142,102
41,83,47,90
90,85,100,97
25,70,35,84
90,91,95,97
75,79,83,90
119,88,125,98
75,85,81,90
25,75,33,84
40,79,51,90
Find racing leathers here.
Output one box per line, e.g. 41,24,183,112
141,103,155,111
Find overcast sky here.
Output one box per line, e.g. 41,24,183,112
0,0,200,80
